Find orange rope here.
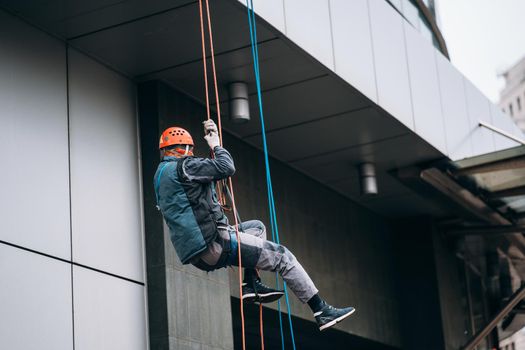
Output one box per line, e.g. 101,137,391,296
199,0,224,205
203,0,227,206
204,0,223,147
227,176,246,350
198,2,246,349
198,0,211,121
259,303,265,350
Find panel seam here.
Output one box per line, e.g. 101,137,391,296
66,44,76,350
401,19,416,130
67,1,198,40
432,51,449,155
327,0,337,71
134,82,151,350
0,239,145,286
242,105,371,138
462,78,475,156
282,0,288,34
366,0,380,102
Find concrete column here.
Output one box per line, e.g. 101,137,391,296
138,81,234,350
392,218,446,350
432,227,471,350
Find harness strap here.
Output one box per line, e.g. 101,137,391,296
227,232,239,266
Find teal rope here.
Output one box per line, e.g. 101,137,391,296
245,1,296,349
243,3,284,349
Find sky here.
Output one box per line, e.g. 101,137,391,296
437,0,525,103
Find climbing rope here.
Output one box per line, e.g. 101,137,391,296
197,1,246,349
245,1,297,349
197,1,266,349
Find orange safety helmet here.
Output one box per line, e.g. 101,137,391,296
159,127,194,150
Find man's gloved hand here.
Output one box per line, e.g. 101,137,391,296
204,131,221,150
203,119,218,135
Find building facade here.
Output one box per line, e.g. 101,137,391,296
500,56,525,131
1,1,525,350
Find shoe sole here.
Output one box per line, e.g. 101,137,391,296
242,291,284,304
319,308,356,331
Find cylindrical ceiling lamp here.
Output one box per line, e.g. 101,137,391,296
228,82,250,123
358,162,378,196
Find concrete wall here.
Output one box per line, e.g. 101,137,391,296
391,219,446,350
0,10,148,350
226,119,402,346
238,0,524,160
139,81,403,349
433,231,471,350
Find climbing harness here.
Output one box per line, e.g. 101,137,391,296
245,1,297,349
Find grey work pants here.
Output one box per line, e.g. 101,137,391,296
192,220,319,303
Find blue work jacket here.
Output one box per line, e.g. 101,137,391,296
154,146,235,264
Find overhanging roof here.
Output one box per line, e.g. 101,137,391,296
0,0,449,218
453,146,525,220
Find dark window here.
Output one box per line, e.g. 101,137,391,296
511,342,515,350
518,97,522,111
509,103,514,116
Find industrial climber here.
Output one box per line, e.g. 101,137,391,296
154,119,355,331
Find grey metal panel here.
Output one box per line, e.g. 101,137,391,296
0,244,73,350
435,51,473,161
0,10,71,259
292,133,441,183
404,21,447,154
358,192,447,218
70,1,275,77
0,0,194,39
73,266,147,350
463,77,496,157
238,0,286,33
224,75,370,138
244,107,407,162
328,170,412,200
329,0,378,102
368,0,414,129
143,39,323,109
68,49,144,282
283,0,334,69
490,104,520,151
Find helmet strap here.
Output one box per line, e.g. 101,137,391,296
165,145,193,157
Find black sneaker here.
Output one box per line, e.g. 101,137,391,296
242,278,284,304
314,302,355,331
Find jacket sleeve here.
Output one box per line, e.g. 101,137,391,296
181,146,236,183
